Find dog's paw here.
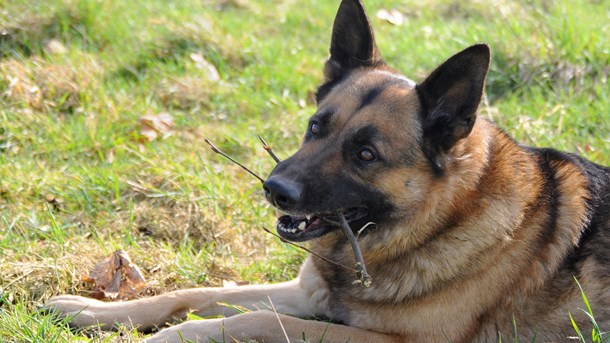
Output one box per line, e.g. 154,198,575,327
43,295,115,329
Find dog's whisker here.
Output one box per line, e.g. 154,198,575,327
262,227,355,273
205,139,266,183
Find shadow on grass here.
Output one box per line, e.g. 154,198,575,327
488,49,610,102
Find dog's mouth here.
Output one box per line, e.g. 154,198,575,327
276,207,368,242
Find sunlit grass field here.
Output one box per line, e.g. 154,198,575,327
0,0,609,341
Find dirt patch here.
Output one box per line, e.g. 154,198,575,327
156,76,219,111
0,56,102,113
130,201,223,248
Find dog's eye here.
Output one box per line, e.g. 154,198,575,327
310,122,320,135
357,148,375,162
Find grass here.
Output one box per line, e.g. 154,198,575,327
0,0,608,341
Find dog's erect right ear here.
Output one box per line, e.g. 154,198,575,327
324,0,382,82
416,44,490,174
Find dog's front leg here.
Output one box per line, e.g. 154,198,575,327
45,279,317,331
45,259,325,332
146,311,402,343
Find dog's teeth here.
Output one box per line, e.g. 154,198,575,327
298,222,306,230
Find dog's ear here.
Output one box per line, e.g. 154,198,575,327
416,44,490,173
323,0,381,82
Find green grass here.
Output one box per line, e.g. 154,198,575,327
0,0,608,341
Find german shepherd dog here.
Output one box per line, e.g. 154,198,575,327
46,0,610,342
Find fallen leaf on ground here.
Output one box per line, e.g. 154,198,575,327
190,52,220,82
44,39,68,55
81,250,146,300
376,9,404,26
139,112,174,142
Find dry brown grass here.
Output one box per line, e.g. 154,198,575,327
156,76,219,111
0,55,102,113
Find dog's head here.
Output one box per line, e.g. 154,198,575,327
264,0,490,242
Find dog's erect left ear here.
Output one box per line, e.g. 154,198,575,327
416,44,490,172
324,0,381,82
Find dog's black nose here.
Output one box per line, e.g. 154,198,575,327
263,176,302,210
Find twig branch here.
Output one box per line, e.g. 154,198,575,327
336,210,373,287
267,296,291,343
356,222,376,239
262,227,355,273
258,135,280,163
204,139,265,183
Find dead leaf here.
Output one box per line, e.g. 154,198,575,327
44,193,63,211
106,148,115,163
376,9,404,26
44,39,67,55
190,52,220,82
85,250,146,300
139,112,174,142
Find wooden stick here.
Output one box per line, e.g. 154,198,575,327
336,210,373,287
205,139,265,183
258,135,281,163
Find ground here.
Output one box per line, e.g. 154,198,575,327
0,0,609,341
